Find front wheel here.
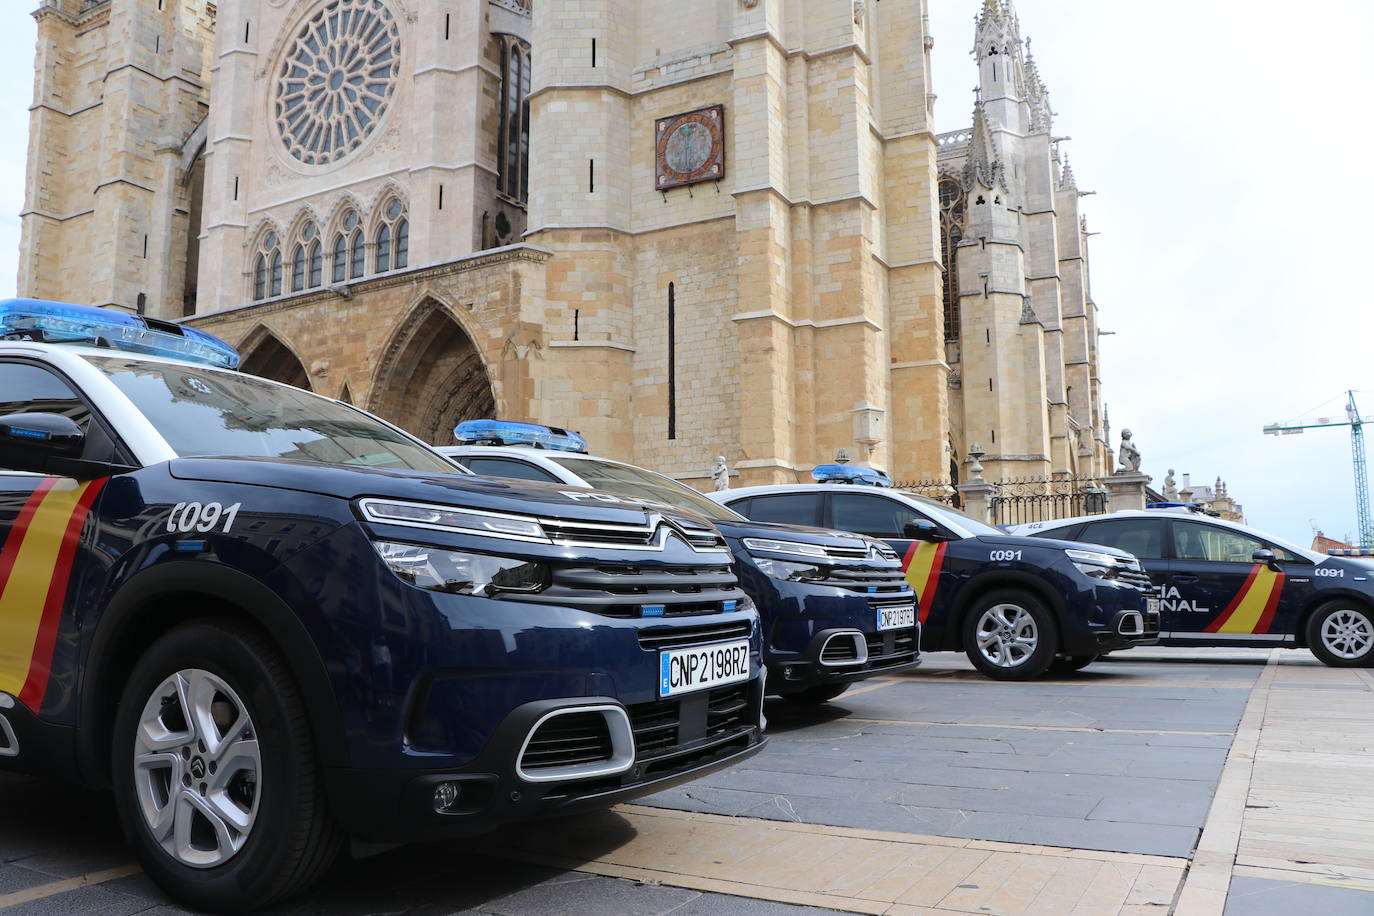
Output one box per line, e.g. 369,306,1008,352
111,620,343,913
962,590,1057,680
1306,602,1374,667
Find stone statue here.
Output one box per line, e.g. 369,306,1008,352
1116,429,1141,473
711,455,730,491
1163,469,1178,501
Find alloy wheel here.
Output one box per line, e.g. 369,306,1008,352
132,668,261,869
974,603,1039,668
1320,609,1373,661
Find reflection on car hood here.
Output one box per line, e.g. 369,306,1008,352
973,533,1135,560
714,518,874,549
166,456,718,526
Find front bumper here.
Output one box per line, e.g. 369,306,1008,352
325,677,766,842
769,624,921,695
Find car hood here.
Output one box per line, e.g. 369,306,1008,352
166,456,718,527
714,518,876,550
972,533,1136,560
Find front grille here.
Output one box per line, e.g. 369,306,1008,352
820,636,861,663
1115,568,1153,589
540,517,657,547
812,565,911,595
865,627,919,667
520,712,613,770
625,682,760,763
637,619,752,651
514,563,746,619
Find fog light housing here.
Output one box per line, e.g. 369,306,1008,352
433,781,461,812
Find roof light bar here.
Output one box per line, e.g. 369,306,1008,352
811,464,892,487
0,299,240,369
454,419,588,453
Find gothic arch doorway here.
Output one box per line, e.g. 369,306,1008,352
239,328,311,390
371,299,496,445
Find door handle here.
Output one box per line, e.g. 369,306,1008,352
1173,574,1199,583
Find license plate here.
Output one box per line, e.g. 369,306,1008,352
877,604,916,631
659,639,751,698
1146,597,1161,614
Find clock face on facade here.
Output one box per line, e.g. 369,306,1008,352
656,105,725,190
273,0,402,166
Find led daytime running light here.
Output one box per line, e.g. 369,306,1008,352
360,498,547,542
742,537,829,559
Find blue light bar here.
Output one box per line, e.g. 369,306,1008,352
1328,548,1374,557
811,464,892,487
0,299,240,369
454,419,588,452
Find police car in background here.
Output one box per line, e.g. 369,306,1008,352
0,300,766,912
439,421,920,705
710,467,1160,680
1010,509,1374,667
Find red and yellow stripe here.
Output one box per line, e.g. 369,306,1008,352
0,477,106,712
1204,563,1285,635
902,541,948,624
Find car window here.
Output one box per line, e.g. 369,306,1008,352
1078,519,1165,559
739,493,822,527
1171,521,1264,563
548,457,739,522
463,456,562,483
830,493,920,538
0,362,92,430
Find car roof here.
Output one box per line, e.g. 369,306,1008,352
0,339,230,373
708,482,910,503
1009,511,1329,563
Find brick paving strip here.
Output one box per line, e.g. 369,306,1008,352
500,805,1187,914
1175,651,1374,914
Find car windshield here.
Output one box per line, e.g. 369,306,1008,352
549,456,742,522
900,492,1004,537
88,357,460,474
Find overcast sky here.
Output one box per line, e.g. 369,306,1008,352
0,2,1370,546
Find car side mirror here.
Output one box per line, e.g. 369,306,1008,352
903,519,944,542
1252,548,1279,568
0,412,86,472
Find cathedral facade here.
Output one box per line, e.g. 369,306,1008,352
18,0,1113,488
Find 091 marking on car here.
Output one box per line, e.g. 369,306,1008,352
659,640,750,698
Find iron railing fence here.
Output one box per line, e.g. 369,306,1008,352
990,477,1108,527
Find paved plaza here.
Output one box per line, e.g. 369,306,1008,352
1,648,1371,915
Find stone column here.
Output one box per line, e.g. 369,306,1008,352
1102,471,1151,513
955,444,997,525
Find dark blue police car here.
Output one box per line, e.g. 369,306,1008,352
0,300,766,912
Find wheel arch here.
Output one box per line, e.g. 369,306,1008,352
948,571,1066,650
1295,590,1374,649
76,561,346,787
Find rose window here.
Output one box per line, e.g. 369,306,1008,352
273,0,401,165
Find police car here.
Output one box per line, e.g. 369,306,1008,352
0,300,766,912
439,422,920,705
1010,509,1374,666
710,467,1160,680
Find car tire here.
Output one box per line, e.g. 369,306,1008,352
780,684,850,704
1305,601,1374,668
962,590,1057,681
111,620,343,913
1050,654,1098,674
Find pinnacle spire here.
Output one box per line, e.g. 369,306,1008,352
962,99,1006,191
1059,153,1077,190
975,0,1021,62
1023,37,1052,132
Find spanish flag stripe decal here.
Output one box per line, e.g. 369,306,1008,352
0,479,58,587
0,479,101,707
903,541,948,624
18,479,106,711
1205,563,1285,635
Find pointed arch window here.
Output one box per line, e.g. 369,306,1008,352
252,231,281,301
332,233,347,283
308,240,323,287
291,244,306,293
289,220,322,291
333,210,361,283
938,176,967,342
498,36,531,204
374,198,408,273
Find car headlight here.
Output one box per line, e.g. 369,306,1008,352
1065,548,1127,579
752,556,824,582
359,498,546,542
374,541,548,595
742,537,829,559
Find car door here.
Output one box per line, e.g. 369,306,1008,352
1164,519,1289,640
0,361,113,718
824,492,956,624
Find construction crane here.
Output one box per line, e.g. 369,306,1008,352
1264,391,1372,548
